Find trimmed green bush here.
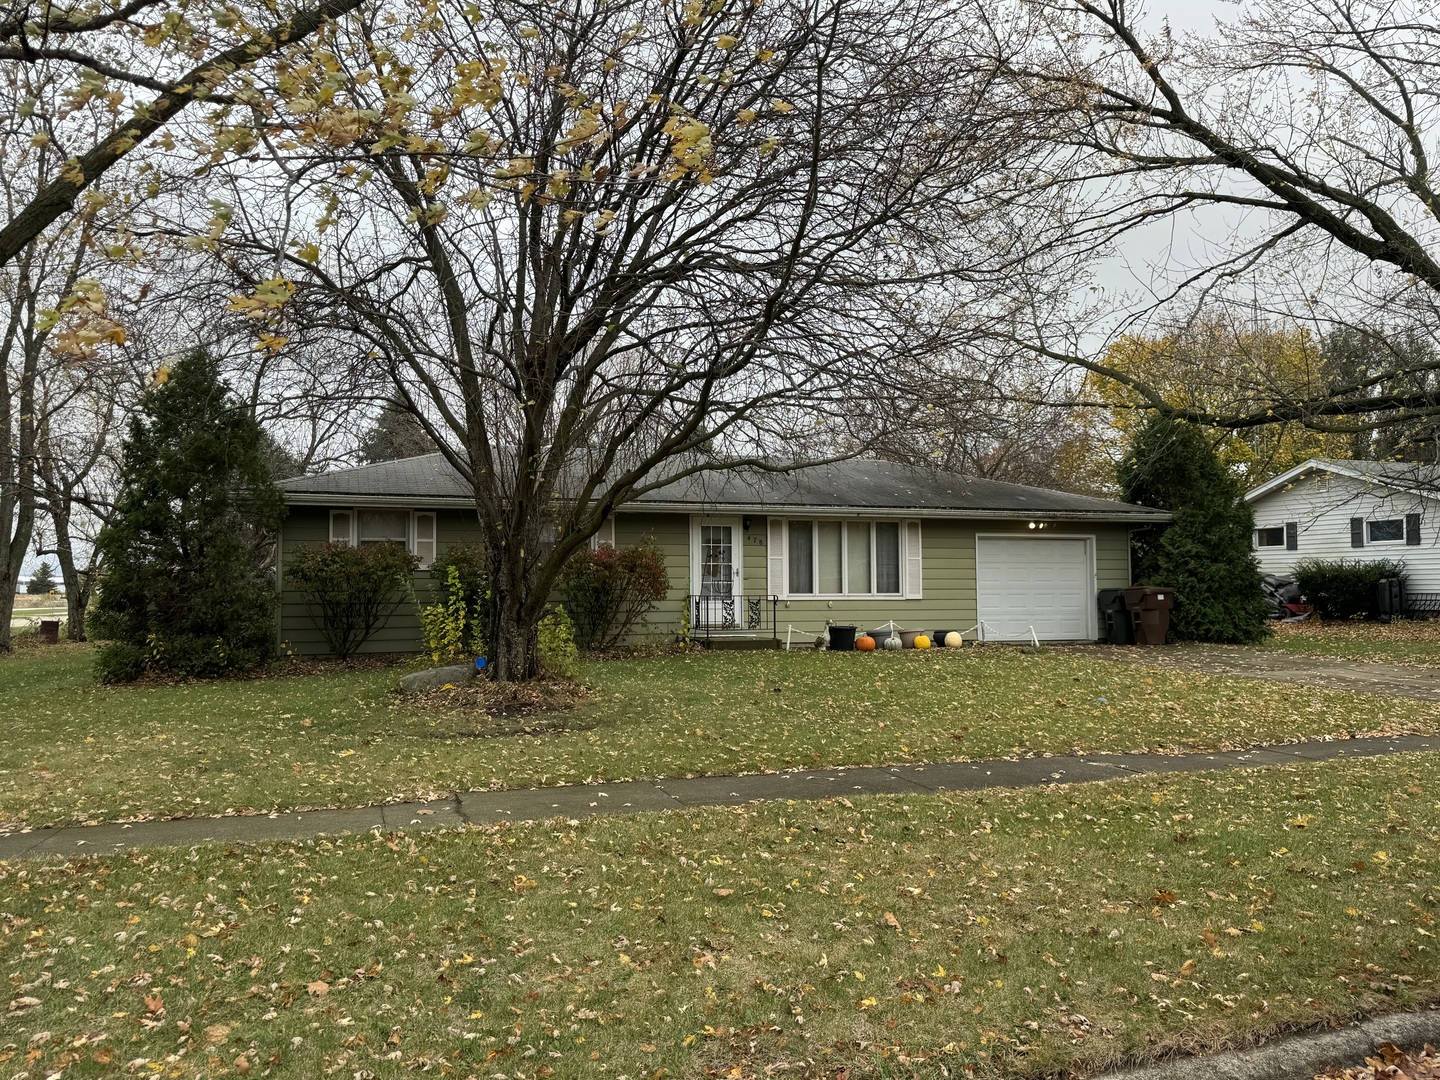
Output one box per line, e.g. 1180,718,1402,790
286,542,419,658
1293,558,1407,620
558,539,669,650
95,642,146,684
1119,416,1269,644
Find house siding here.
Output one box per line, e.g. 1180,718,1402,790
277,504,483,655
279,505,1134,653
615,511,1132,643
1249,471,1440,589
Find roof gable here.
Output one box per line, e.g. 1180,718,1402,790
1246,458,1440,504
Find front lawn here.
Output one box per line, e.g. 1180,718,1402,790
2,645,1437,831
1268,620,1440,666
2,754,1436,1079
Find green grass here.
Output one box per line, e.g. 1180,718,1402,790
2,754,1437,1078
2,644,1437,832
1266,621,1440,666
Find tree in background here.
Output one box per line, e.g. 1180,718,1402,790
1085,318,1351,487
357,400,436,465
1321,327,1440,463
91,350,284,681
25,559,56,594
1118,416,1268,644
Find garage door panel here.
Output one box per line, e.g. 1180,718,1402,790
976,537,1092,641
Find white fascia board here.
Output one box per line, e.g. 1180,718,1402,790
627,501,1170,523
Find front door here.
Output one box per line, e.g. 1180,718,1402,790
693,517,743,629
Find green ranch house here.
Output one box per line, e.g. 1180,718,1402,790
275,455,1168,653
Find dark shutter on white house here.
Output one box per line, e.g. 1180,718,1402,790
1406,513,1422,545
1285,521,1298,550
1351,518,1365,548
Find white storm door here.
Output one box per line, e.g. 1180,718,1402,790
975,536,1094,641
692,517,743,628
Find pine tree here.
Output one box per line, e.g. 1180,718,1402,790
1118,416,1269,644
91,350,285,680
357,400,435,463
26,560,57,595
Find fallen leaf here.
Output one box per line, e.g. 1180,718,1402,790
306,981,330,996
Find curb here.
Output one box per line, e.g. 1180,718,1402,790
1094,1010,1440,1080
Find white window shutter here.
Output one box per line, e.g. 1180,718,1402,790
903,520,922,599
413,512,437,568
767,517,785,597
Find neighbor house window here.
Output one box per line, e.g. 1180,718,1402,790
1255,526,1285,547
786,519,901,596
1368,518,1405,543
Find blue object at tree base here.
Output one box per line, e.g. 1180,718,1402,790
475,657,488,670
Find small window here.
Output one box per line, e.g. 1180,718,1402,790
413,512,436,568
329,510,354,545
1368,518,1405,543
1255,526,1285,548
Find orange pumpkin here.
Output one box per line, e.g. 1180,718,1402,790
855,634,876,651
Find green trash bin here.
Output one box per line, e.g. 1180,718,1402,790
1097,589,1132,645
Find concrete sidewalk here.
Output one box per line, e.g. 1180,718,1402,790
2,733,1436,861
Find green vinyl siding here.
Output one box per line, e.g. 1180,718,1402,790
278,503,1135,653
277,504,482,656
614,512,1133,644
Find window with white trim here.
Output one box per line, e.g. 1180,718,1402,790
785,519,902,596
1368,518,1405,543
358,509,408,548
1255,526,1285,547
327,508,436,568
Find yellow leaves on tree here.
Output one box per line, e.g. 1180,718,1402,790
662,116,714,183
1086,320,1352,484
228,276,296,320
44,280,127,359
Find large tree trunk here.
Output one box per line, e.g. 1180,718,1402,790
483,515,545,682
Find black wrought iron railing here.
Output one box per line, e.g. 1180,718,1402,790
686,593,779,639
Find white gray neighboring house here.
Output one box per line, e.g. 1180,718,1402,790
1245,458,1440,588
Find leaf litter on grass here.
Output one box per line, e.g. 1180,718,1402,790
2,645,1437,831
1,753,1438,1078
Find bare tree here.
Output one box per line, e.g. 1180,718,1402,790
195,0,1050,678
995,0,1440,434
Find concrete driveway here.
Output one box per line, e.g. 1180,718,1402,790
1071,643,1440,702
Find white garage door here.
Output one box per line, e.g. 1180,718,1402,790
975,536,1094,641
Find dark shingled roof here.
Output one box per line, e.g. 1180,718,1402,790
279,454,1167,520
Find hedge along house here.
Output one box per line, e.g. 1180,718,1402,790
276,454,1169,654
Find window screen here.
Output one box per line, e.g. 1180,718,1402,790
1255,526,1285,547
816,521,843,594
846,521,871,594
874,522,901,593
788,520,814,594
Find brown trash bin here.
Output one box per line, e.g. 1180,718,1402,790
1122,586,1176,646
39,619,61,645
